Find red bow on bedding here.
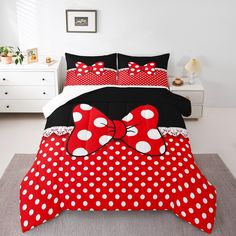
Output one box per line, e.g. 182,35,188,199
75,61,104,76
67,104,166,157
128,62,156,76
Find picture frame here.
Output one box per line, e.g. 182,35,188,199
66,10,97,33
26,48,38,63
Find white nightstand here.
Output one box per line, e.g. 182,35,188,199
0,59,62,113
169,77,204,119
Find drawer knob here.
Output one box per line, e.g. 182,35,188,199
2,78,6,81
6,105,10,108
42,78,45,81
5,92,8,95
43,92,46,95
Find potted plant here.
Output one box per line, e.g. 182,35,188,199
0,46,14,64
0,46,24,64
13,47,24,65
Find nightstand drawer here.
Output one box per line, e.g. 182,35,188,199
184,105,203,119
0,100,49,113
0,71,55,86
0,86,56,99
172,90,204,104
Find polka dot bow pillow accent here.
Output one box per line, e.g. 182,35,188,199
117,53,170,88
65,53,117,86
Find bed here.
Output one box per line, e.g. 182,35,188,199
19,53,217,234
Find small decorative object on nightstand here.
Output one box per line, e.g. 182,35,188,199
169,77,204,119
0,58,62,113
172,77,184,86
46,57,52,63
185,58,201,85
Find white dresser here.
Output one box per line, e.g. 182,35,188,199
0,60,61,113
169,77,204,119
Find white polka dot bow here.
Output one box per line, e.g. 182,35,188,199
128,62,157,76
75,61,104,76
67,104,166,157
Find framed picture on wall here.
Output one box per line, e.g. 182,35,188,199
66,10,97,33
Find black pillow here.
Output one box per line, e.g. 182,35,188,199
118,53,170,69
65,53,117,70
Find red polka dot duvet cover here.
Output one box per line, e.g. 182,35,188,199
20,87,216,233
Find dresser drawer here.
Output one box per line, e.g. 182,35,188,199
0,86,56,99
0,100,49,113
172,90,204,104
184,105,203,119
0,71,55,85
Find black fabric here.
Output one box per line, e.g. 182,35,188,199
118,53,170,69
65,53,117,70
45,87,191,130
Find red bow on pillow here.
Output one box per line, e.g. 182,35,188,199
128,62,156,76
67,104,166,157
75,61,104,76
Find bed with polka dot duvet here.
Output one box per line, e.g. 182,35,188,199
20,86,216,233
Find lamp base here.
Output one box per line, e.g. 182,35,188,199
188,75,195,85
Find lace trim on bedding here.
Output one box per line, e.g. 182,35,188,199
43,126,74,137
158,127,188,138
43,126,188,138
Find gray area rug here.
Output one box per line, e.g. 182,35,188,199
0,154,236,236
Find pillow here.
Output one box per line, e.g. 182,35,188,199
117,53,170,87
65,53,117,86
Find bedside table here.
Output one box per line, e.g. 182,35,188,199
169,77,204,119
0,59,62,113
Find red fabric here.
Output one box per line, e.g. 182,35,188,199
128,62,156,76
20,133,216,233
68,104,166,157
75,61,105,76
65,70,116,86
117,69,169,87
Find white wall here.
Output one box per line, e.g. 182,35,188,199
0,0,18,46
1,0,236,107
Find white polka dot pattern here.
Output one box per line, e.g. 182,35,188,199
65,69,116,86
128,62,157,76
117,69,168,87
75,61,105,76
20,132,216,233
67,104,166,156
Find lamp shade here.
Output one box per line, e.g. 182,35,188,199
185,58,201,74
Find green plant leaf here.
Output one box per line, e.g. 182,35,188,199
15,58,19,65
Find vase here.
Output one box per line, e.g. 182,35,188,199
1,56,13,64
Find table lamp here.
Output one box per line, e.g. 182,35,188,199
185,58,201,84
